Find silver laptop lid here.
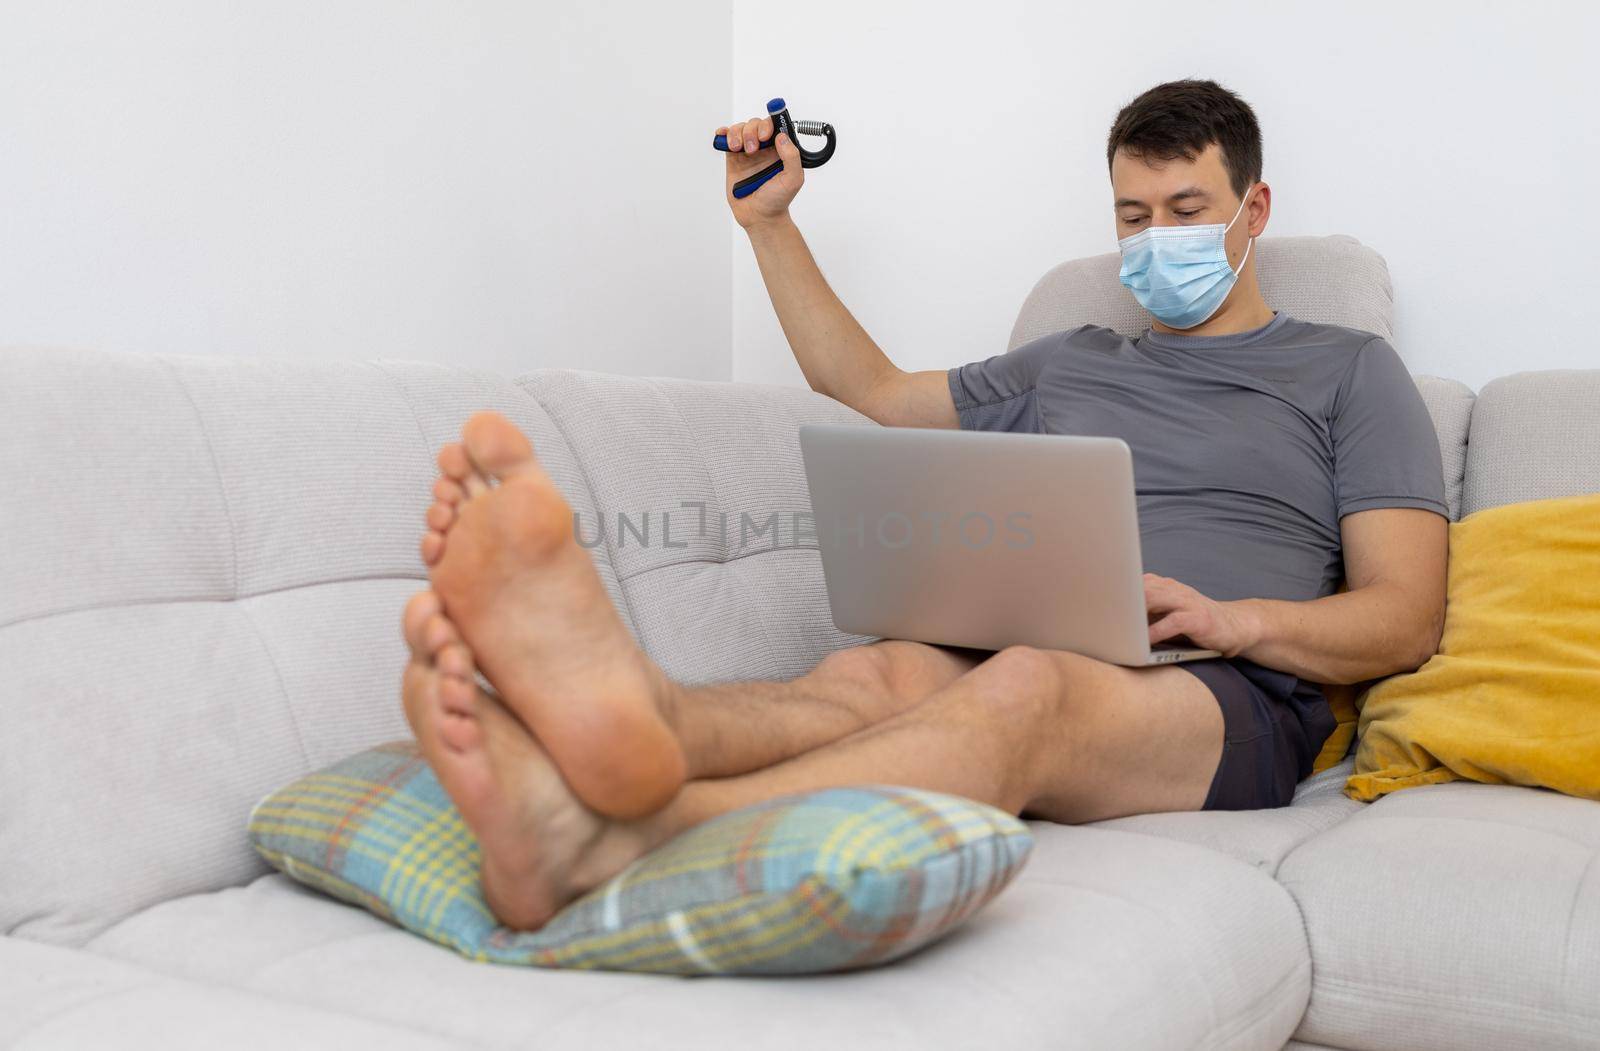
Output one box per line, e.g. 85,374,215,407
798,424,1160,665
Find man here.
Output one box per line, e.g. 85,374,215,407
399,79,1447,931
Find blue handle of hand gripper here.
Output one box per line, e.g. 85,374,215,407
712,132,776,152
731,163,782,199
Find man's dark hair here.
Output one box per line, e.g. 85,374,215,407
1106,79,1262,199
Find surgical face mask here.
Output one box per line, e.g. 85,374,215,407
1116,189,1255,330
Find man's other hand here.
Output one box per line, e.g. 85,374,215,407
1143,573,1259,657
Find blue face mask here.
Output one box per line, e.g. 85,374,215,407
1117,190,1255,330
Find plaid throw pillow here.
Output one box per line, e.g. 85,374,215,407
248,741,1034,975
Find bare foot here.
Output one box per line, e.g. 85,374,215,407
400,590,658,930
423,411,688,819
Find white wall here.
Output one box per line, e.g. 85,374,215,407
0,1,732,378
6,4,1594,390
731,1,1599,392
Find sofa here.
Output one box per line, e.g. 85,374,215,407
2,235,1596,1050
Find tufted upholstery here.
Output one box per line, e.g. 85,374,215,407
1280,780,1600,1050
0,349,870,948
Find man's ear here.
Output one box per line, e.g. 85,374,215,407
1246,181,1272,238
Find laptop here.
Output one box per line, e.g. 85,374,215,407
797,424,1220,667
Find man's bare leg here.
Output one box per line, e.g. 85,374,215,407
653,644,1226,831
654,641,984,778
401,411,1226,931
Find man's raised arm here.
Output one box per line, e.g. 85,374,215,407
718,116,956,429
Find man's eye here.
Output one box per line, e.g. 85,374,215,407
1122,216,1148,225
1175,210,1202,219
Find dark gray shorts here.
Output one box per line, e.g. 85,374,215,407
1177,657,1338,811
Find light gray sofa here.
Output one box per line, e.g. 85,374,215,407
3,236,1597,1050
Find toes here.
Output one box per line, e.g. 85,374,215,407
437,665,478,717
401,656,436,738
421,530,444,566
437,641,476,682
438,704,483,754
426,500,455,533
402,590,442,654
436,442,471,481
434,672,488,756
406,651,482,757
433,476,465,506
438,442,491,498
423,611,462,658
461,410,540,482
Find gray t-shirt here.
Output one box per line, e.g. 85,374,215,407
946,312,1447,603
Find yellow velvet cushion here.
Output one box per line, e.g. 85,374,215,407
1309,682,1360,774
1345,491,1600,802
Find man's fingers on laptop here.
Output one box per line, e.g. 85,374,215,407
1148,610,1201,647
1144,573,1205,610
1143,573,1194,612
1152,572,1209,639
1144,575,1203,645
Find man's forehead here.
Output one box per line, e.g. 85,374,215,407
1113,185,1213,209
1110,144,1230,205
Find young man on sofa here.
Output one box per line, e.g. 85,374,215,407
397,79,1448,930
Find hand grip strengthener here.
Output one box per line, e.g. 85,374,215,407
712,97,837,199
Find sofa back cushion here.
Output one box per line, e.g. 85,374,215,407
517,370,873,685
1461,369,1600,515
1413,376,1475,522
1007,234,1395,350
0,349,865,947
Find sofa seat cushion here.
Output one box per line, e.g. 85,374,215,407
89,823,1311,1050
1278,781,1600,1050
1086,758,1363,875
0,936,461,1050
